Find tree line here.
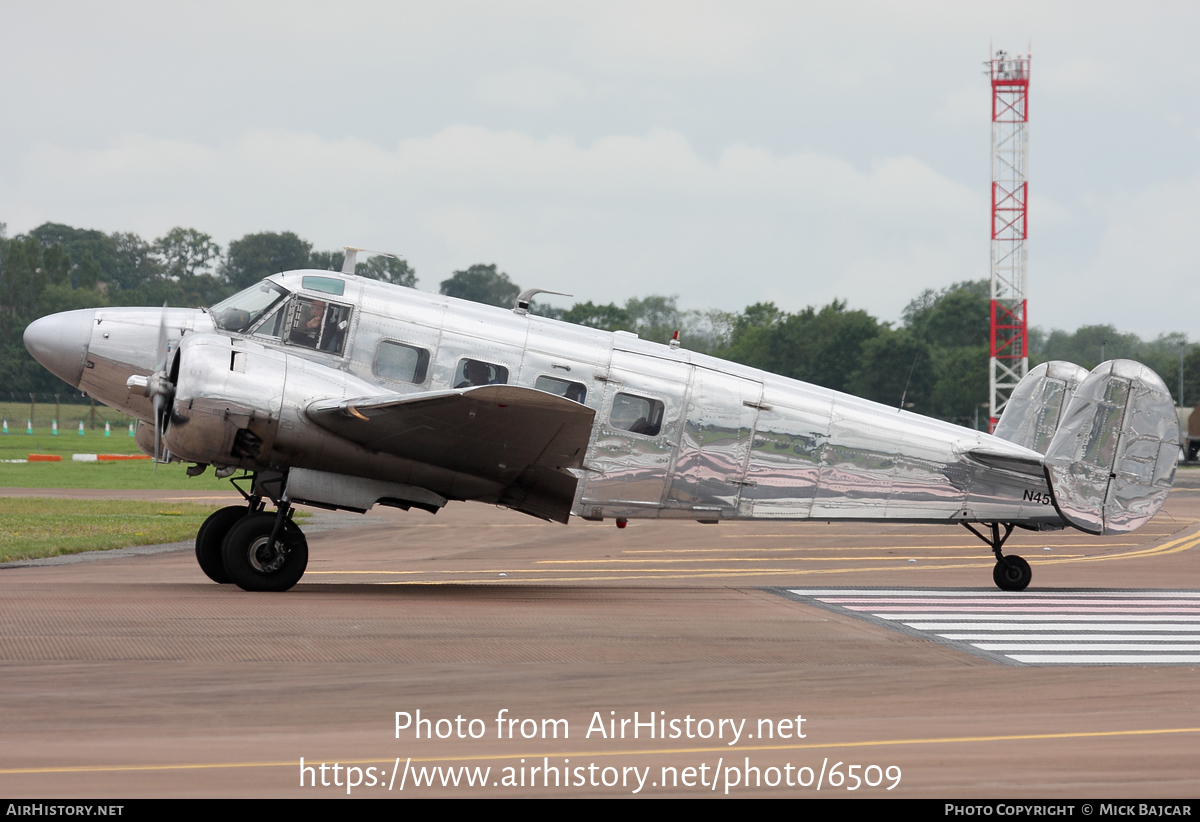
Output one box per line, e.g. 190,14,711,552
2,221,1197,428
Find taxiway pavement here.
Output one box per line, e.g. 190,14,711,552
2,479,1200,797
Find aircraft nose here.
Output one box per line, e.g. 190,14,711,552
23,309,95,388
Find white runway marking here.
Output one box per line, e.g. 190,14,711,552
785,588,1200,666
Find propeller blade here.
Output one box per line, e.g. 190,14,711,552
155,302,170,374
150,303,175,474
152,392,165,472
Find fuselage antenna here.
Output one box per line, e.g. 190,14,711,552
513,288,573,316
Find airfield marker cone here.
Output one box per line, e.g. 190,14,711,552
2,420,7,434
26,420,32,435
128,423,135,437
78,421,85,436
105,421,111,437
52,420,58,436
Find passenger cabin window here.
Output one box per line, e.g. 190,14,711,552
287,297,352,354
455,359,508,388
535,375,587,404
375,341,430,384
610,392,665,437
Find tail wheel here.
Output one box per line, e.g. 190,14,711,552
194,505,251,584
993,555,1032,591
221,512,308,592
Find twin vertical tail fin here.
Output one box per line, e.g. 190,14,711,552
995,360,1179,535
992,361,1090,454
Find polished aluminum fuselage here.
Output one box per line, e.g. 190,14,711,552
63,271,1060,526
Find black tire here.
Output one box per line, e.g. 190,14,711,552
221,512,308,592
993,555,1032,591
194,505,250,584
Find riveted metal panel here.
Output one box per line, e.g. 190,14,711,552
666,367,762,514
741,385,831,519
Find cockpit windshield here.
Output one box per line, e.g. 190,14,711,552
210,281,290,332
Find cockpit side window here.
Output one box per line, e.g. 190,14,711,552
211,281,289,332
286,296,353,354
252,304,286,339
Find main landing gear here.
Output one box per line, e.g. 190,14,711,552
963,522,1032,592
193,472,308,592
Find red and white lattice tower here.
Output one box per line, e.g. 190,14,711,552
987,50,1030,432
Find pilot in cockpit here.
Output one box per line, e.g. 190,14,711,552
305,300,326,332
288,299,327,349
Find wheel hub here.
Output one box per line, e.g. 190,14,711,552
248,536,286,574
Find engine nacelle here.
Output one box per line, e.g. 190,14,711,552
164,333,393,476
163,334,287,471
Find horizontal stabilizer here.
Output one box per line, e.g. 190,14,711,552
307,385,596,523
964,446,1044,478
993,361,1089,454
1043,360,1178,534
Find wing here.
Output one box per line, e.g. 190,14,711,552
306,385,596,523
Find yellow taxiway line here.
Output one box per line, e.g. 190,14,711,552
4,726,1200,776
300,527,1200,584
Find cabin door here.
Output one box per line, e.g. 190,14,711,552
578,349,689,512
666,367,763,515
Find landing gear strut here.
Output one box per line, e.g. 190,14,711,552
963,522,1032,591
192,471,309,592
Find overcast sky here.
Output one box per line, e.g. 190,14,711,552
3,1,1198,337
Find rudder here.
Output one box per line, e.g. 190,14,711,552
993,361,1090,454
1043,360,1178,534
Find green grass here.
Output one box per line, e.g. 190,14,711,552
0,459,236,490
0,418,243,489
0,498,309,562
0,426,144,459
0,422,235,489
0,402,305,561
0,498,216,562
0,400,136,434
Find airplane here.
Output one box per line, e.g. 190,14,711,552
22,252,1180,593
